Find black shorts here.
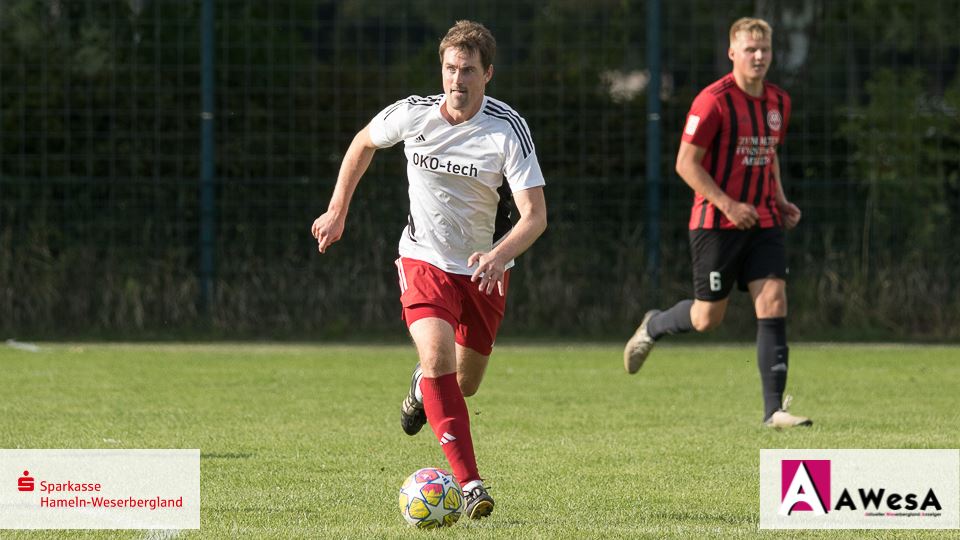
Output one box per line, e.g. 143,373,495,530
689,227,787,301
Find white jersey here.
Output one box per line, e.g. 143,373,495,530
367,94,546,275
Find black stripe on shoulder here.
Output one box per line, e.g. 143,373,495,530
710,79,736,96
484,108,531,158
484,102,533,158
406,95,442,107
484,101,533,144
383,101,403,119
384,96,439,119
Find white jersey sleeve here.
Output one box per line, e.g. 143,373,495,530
367,96,429,148
493,105,546,193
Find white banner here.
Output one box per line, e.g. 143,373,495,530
760,449,959,529
0,449,200,529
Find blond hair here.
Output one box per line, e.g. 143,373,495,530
439,20,496,70
729,17,773,44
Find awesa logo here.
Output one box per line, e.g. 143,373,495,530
779,459,943,516
780,460,830,515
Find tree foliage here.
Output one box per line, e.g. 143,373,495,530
1,0,958,339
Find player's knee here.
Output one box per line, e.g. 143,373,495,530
418,351,455,377
691,310,723,332
756,295,787,318
458,376,480,397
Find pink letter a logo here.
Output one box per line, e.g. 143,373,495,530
779,460,830,516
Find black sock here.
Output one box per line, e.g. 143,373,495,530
757,317,788,421
646,299,694,340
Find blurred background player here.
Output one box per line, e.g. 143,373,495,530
311,20,547,516
624,17,811,429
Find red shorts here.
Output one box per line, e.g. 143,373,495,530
395,257,510,356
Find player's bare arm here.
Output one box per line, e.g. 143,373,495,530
772,153,801,230
468,186,547,296
311,126,379,253
676,141,758,229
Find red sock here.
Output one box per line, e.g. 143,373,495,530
420,373,479,485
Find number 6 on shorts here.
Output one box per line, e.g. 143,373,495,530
709,271,722,292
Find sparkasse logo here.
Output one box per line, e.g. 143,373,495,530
18,471,35,492
1,449,201,529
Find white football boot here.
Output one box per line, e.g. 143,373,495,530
624,310,660,374
764,395,813,429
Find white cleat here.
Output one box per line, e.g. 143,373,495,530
624,310,659,374
764,395,813,429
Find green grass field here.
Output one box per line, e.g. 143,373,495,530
1,342,958,539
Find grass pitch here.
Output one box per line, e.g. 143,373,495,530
1,342,958,539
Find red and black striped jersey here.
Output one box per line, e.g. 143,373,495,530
680,73,791,230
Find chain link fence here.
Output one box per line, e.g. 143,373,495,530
1,0,958,340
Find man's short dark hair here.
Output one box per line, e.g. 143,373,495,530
439,20,496,70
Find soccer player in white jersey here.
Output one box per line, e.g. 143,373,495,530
311,20,547,519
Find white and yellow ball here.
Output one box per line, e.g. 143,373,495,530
398,467,463,528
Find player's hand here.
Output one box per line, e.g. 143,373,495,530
311,211,345,253
467,251,506,296
779,201,802,230
722,201,759,229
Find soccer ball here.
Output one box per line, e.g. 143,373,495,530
398,467,463,528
